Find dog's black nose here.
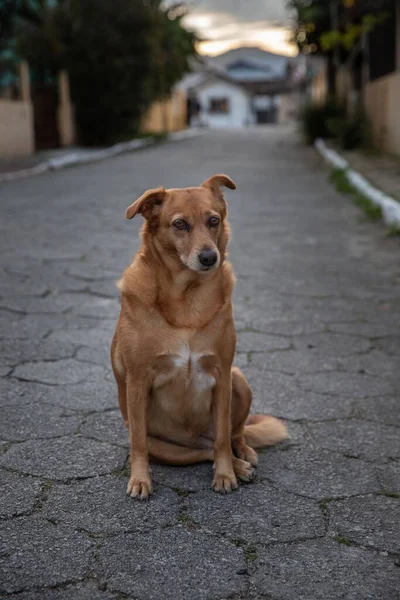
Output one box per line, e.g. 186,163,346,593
198,248,218,267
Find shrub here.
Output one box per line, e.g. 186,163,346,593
327,109,372,150
300,100,373,151
300,100,345,144
15,0,196,146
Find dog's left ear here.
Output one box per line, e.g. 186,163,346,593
201,174,236,192
201,174,236,218
125,187,166,220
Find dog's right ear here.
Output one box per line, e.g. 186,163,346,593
125,187,166,220
201,174,236,191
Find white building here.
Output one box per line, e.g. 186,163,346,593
181,47,306,129
187,73,254,129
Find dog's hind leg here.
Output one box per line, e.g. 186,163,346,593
148,437,254,482
148,437,213,465
231,366,258,466
231,367,288,457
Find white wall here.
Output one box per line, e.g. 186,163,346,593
278,92,299,124
196,81,253,128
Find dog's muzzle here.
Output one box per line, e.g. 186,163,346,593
198,248,218,269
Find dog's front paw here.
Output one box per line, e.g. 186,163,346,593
126,474,153,500
212,471,238,494
233,457,256,482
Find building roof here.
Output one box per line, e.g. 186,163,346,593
179,66,247,94
178,47,306,96
205,47,294,81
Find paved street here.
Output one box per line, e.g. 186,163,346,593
1,127,399,599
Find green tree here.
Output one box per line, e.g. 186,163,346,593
0,0,19,50
15,0,64,82
15,0,196,144
0,0,20,85
288,0,331,55
289,0,393,95
289,0,391,55
150,4,196,130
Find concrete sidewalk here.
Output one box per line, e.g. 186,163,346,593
0,147,96,174
339,146,400,203
0,127,399,599
0,130,199,182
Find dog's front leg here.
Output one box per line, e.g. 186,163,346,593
126,373,152,500
212,373,237,493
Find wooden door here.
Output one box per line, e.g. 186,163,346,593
31,83,60,150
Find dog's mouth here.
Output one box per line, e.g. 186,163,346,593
187,263,219,274
180,251,220,273
196,257,220,273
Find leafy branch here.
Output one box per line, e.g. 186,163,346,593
320,12,389,51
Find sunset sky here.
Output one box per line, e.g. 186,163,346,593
179,0,298,56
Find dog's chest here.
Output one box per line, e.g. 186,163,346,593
153,343,217,395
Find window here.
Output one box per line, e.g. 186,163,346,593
209,98,229,114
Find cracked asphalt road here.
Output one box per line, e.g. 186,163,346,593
1,127,399,599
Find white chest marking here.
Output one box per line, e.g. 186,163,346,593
193,369,216,394
171,346,216,393
172,345,190,368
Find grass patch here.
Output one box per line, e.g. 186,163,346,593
111,131,167,144
378,490,400,499
353,193,382,221
243,544,258,562
92,540,103,562
114,461,130,478
172,487,190,498
330,168,355,194
333,535,353,546
319,498,333,515
138,132,168,141
231,539,258,562
1,442,10,454
329,168,383,222
41,479,53,492
387,225,400,237
177,512,192,526
177,506,198,529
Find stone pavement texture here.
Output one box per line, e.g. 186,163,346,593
0,127,400,599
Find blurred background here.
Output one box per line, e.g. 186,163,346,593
0,0,398,162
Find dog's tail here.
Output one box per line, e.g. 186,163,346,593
244,414,288,448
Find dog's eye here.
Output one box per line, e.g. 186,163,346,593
173,219,189,231
208,216,220,227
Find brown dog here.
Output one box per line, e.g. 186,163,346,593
111,174,287,499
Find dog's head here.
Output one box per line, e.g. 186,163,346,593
125,174,236,273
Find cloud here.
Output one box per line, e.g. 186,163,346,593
185,0,291,24
183,10,233,33
180,0,297,56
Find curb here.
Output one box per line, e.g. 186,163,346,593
315,138,400,227
0,128,202,184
